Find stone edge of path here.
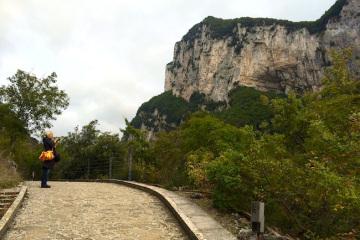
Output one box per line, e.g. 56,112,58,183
106,180,206,240
58,179,236,240
0,185,27,239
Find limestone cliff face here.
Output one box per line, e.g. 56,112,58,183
165,0,360,102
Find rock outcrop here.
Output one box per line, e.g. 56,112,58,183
165,0,360,102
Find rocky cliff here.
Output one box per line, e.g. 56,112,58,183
165,0,360,102
132,0,360,135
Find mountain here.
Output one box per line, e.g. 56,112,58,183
132,0,360,136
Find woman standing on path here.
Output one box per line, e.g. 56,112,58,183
41,131,60,188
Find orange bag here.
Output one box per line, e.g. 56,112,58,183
39,151,55,161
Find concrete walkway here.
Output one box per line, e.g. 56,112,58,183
2,181,188,240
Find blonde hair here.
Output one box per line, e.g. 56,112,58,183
45,131,54,139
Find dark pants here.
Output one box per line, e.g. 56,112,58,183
41,167,50,187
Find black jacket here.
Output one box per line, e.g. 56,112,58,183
43,137,55,151
42,137,56,169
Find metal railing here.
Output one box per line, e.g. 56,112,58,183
51,156,130,181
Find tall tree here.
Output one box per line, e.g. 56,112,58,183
0,70,69,133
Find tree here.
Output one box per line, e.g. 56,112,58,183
0,70,69,133
121,119,155,181
0,103,27,143
54,120,125,179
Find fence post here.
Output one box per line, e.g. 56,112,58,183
109,157,113,179
87,158,90,180
251,201,265,240
128,147,133,181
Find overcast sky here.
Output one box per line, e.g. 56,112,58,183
0,0,336,136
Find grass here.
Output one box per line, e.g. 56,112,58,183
0,158,21,190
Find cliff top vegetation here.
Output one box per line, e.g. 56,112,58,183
183,0,348,40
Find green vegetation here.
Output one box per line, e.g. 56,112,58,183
0,103,42,189
53,120,126,180
125,49,360,239
0,104,27,144
183,0,348,40
131,90,227,131
131,91,192,130
132,85,283,131
216,86,284,128
207,50,359,238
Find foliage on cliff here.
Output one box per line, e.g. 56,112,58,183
131,86,283,131
216,86,284,128
183,0,348,40
131,91,192,130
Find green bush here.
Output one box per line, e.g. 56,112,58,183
206,50,360,238
150,130,189,187
207,139,360,237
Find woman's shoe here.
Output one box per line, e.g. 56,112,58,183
41,185,51,188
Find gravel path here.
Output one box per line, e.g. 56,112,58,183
3,181,188,240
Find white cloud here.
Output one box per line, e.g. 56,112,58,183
0,0,336,136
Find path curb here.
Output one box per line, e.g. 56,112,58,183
103,180,236,240
0,185,27,239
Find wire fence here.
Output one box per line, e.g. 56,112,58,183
31,155,133,182
64,156,130,180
